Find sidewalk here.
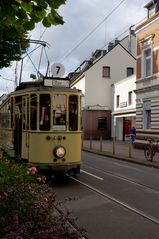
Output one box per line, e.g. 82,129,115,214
82,140,159,169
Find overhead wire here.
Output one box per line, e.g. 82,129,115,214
59,0,126,63
62,0,147,74
12,0,129,81
67,26,130,74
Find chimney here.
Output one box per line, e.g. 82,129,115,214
108,42,114,51
129,25,135,54
114,39,120,45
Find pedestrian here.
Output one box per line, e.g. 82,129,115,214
130,126,136,144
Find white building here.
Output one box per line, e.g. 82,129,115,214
70,33,136,139
112,75,136,141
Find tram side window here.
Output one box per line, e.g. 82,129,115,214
22,98,26,130
30,94,37,130
15,96,22,129
40,94,51,130
0,100,10,129
69,95,78,131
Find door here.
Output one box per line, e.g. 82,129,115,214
14,97,22,156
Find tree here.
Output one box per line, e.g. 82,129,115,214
0,0,66,68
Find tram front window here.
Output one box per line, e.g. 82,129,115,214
40,94,51,130
69,95,78,131
53,94,66,130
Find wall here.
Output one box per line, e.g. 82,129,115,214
84,44,136,110
112,75,136,140
82,110,111,139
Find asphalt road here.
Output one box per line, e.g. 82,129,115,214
53,151,159,239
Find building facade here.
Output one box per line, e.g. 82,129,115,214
112,75,136,141
135,0,159,145
70,33,136,139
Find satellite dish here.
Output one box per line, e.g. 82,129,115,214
51,63,65,77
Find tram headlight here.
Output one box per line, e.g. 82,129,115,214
53,146,66,158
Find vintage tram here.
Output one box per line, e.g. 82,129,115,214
0,77,82,174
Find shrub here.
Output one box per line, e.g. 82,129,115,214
0,158,83,238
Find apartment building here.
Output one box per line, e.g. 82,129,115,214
70,33,136,139
135,0,159,145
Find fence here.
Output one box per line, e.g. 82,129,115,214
82,136,146,161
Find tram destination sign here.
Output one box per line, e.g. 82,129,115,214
43,77,70,88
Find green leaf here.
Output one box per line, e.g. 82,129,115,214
23,20,35,31
21,2,33,13
30,14,41,23
48,0,66,9
34,9,46,19
47,12,64,25
42,18,51,28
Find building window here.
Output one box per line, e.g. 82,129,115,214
103,66,110,77
144,110,151,129
128,91,132,105
127,67,134,77
98,117,107,129
116,95,120,108
143,101,151,129
142,47,152,77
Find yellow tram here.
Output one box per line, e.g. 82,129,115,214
0,77,82,174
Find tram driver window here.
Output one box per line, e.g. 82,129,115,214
40,94,51,130
69,95,78,131
53,94,66,129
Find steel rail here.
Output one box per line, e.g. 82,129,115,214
83,163,159,193
71,175,159,226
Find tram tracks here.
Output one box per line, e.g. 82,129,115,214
83,163,159,193
69,165,159,226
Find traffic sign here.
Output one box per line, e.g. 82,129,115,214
51,63,65,77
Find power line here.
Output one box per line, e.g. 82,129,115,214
67,26,130,74
0,75,15,83
59,0,126,63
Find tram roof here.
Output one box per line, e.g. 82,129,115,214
11,80,81,96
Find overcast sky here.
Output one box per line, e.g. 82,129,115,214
0,0,149,96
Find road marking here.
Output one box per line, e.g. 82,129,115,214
81,169,104,180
